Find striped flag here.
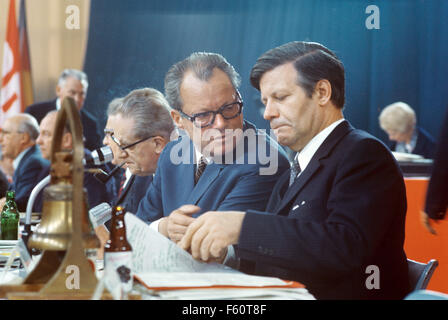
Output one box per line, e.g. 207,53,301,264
0,0,24,126
19,0,34,109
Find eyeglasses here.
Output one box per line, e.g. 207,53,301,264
179,94,244,128
109,133,154,151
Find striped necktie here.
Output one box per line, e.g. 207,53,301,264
195,157,207,184
117,172,127,197
289,158,301,186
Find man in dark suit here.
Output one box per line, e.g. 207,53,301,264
179,42,409,300
93,88,174,256
24,69,102,151
0,114,49,211
34,110,109,211
421,108,448,233
135,52,289,243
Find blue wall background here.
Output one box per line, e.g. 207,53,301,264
83,0,448,145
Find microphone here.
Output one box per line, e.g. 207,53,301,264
83,146,114,166
89,202,112,228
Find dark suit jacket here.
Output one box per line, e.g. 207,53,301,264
32,149,110,212
115,174,153,214
425,109,448,219
25,99,102,151
237,121,409,300
0,170,9,198
390,127,436,159
10,145,49,212
136,121,289,222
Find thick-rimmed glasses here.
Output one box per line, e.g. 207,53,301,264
109,133,154,151
179,96,243,128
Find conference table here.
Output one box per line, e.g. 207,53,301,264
404,177,448,293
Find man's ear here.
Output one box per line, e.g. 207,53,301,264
55,85,62,99
20,132,31,145
314,79,332,106
171,110,184,130
61,132,72,149
152,136,167,154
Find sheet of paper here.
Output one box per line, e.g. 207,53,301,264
124,213,237,274
134,272,300,288
152,287,314,300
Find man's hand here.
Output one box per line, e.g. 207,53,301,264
420,210,440,235
159,205,199,243
178,211,245,262
94,225,110,260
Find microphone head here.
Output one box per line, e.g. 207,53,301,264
85,146,114,166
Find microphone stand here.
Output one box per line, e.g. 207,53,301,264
22,175,51,255
94,162,125,184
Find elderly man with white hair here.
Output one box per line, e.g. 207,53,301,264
379,101,436,159
24,69,102,151
0,113,49,211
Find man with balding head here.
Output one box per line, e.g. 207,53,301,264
35,111,108,211
0,114,49,211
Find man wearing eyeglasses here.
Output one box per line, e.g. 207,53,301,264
0,114,48,211
179,42,409,300
103,88,175,214
136,52,289,248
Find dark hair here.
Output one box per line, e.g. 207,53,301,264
164,52,241,111
250,41,345,109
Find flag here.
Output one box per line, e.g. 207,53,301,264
19,0,34,109
0,0,23,126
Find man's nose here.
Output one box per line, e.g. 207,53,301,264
212,113,226,129
263,101,276,121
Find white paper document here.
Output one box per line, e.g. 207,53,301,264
124,213,236,274
123,214,315,300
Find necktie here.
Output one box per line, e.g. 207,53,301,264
117,172,127,197
289,158,301,186
195,157,207,184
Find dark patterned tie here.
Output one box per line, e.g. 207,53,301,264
117,172,127,197
195,157,207,184
289,157,301,186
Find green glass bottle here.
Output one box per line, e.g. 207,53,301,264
1,191,20,240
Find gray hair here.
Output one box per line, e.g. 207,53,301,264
57,69,89,91
379,102,416,134
108,88,174,140
164,52,241,111
17,113,40,141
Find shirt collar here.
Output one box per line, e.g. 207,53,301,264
194,145,212,165
56,98,61,110
13,146,33,170
295,119,345,173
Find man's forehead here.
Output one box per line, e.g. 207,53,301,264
3,118,19,130
62,76,85,91
108,114,135,137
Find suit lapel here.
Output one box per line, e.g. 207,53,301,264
187,162,224,205
116,174,135,205
12,146,36,183
274,121,352,215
